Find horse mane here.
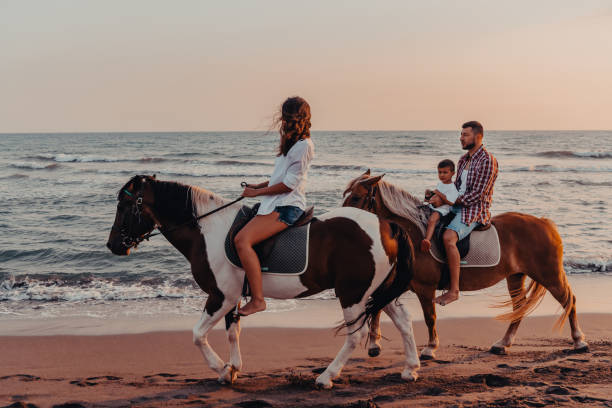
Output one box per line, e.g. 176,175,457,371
189,185,229,215
376,180,429,236
343,174,429,236
152,180,232,225
151,179,197,224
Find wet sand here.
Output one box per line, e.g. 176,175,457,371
1,314,611,407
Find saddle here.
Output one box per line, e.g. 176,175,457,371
429,214,500,290
224,203,314,275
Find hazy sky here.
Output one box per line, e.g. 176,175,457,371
2,0,612,132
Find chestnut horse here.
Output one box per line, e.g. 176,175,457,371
106,175,421,388
343,170,588,359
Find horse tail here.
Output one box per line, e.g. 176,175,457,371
495,279,547,324
553,277,575,331
339,222,414,335
496,216,573,330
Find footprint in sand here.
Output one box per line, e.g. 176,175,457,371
468,373,512,387
0,374,41,382
235,400,273,408
69,376,122,387
143,372,179,378
3,402,40,408
545,385,572,395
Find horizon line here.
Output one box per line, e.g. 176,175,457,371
1,129,611,135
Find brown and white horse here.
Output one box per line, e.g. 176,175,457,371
106,175,421,388
343,170,588,360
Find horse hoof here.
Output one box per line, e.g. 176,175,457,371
218,364,238,384
420,354,434,361
573,344,589,353
315,374,333,389
401,370,418,382
490,346,507,355
368,346,381,357
315,380,333,389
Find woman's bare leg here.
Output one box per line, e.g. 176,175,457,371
234,212,288,316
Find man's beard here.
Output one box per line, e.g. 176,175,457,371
462,142,475,150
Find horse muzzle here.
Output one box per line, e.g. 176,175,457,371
106,239,131,256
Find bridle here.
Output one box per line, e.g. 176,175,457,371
364,185,378,212
112,182,246,250
111,188,159,250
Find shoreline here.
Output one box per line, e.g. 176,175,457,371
2,273,612,336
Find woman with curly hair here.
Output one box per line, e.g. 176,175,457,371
234,96,315,316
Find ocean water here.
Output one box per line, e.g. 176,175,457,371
0,131,611,320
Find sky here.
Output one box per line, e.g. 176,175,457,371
1,0,612,132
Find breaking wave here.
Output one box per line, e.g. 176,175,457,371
29,154,167,163
535,151,612,159
10,162,61,170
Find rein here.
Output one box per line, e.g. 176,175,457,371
142,195,245,241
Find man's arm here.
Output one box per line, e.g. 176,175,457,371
456,156,496,206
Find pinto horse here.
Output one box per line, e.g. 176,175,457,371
106,175,421,388
343,170,588,359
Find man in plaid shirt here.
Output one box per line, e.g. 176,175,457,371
433,121,498,306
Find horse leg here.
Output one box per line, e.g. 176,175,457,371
545,277,588,351
193,296,240,383
416,287,439,360
383,300,420,381
566,294,588,351
218,309,243,384
315,305,368,389
491,273,526,355
367,310,383,357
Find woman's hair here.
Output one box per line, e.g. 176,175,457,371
277,96,311,156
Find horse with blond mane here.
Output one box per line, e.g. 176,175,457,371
343,170,588,359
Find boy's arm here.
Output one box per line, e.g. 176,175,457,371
428,195,444,208
433,190,455,206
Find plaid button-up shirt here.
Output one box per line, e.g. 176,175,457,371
454,145,498,225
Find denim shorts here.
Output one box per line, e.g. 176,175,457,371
445,206,480,240
274,205,304,226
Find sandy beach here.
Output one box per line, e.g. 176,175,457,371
2,313,611,408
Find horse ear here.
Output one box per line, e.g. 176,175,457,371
364,169,371,176
359,174,384,187
152,174,156,179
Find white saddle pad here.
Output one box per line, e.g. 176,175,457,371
429,225,501,268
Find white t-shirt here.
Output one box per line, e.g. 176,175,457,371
430,181,459,216
257,138,315,215
458,169,468,195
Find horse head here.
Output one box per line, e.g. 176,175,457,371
107,174,160,255
343,170,430,239
342,169,385,213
